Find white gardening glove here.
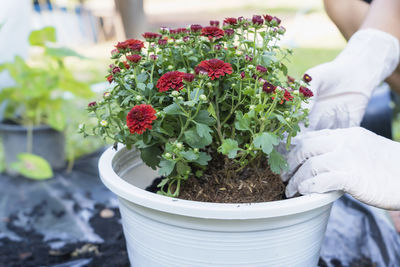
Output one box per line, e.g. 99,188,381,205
305,28,399,130
285,127,400,210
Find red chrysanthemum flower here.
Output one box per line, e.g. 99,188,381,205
156,71,185,92
106,75,113,83
142,32,162,41
183,73,195,82
197,59,233,80
126,104,157,135
240,71,245,79
115,39,144,52
126,54,142,63
263,82,276,93
303,73,312,83
201,26,225,40
223,17,237,26
299,86,314,98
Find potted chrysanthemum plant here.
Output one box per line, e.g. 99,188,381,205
83,15,342,267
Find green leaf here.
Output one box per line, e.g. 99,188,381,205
195,152,211,165
234,111,251,132
136,73,148,83
190,88,203,101
47,111,66,131
261,51,277,67
29,26,56,46
45,47,86,59
11,153,53,180
180,150,198,161
193,110,215,126
141,146,162,170
137,83,146,90
195,123,212,139
184,128,212,149
253,132,279,154
218,139,240,159
158,159,176,176
268,149,288,174
176,161,191,175
164,103,184,115
207,103,217,120
147,83,154,89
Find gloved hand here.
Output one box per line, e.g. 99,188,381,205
285,127,400,210
304,28,399,130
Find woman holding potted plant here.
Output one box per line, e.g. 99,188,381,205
84,14,345,266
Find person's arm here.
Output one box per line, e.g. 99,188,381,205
324,0,369,40
361,0,400,40
324,0,400,94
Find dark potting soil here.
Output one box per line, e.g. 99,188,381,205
0,204,129,267
147,154,286,203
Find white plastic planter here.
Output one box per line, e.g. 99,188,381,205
99,146,343,267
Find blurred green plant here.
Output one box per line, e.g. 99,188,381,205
0,26,94,130
0,26,95,179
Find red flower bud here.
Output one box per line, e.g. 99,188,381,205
123,61,130,69
240,72,245,79
256,65,267,73
88,101,97,107
287,76,295,83
112,66,121,74
190,24,203,33
263,14,273,22
224,29,234,37
150,54,158,60
158,39,167,46
107,75,113,83
210,20,220,27
214,44,222,50
272,16,281,25
245,55,253,61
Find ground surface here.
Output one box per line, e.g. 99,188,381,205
0,149,399,267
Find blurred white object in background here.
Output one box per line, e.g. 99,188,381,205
0,0,32,88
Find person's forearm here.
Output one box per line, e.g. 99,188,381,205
361,0,400,41
323,0,369,41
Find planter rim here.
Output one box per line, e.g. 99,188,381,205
0,122,55,132
99,145,343,219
